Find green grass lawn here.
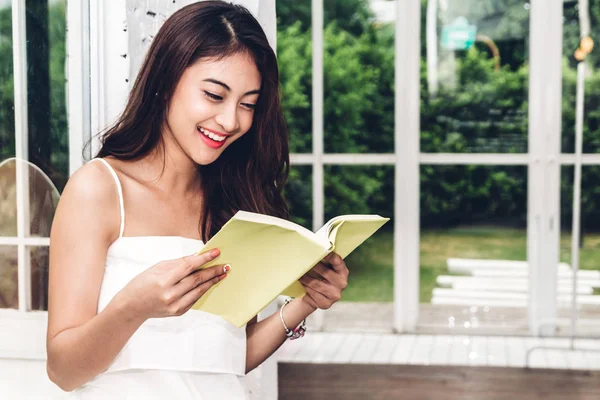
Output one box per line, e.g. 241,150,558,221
342,227,600,303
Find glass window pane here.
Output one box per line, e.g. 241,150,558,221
0,1,69,238
323,1,394,153
560,166,600,335
27,160,60,237
0,245,18,309
0,158,17,236
285,165,312,229
30,245,49,311
0,1,68,240
421,1,529,153
27,0,69,192
277,0,312,153
0,3,15,160
2,158,60,238
419,165,528,335
323,165,394,331
561,0,600,153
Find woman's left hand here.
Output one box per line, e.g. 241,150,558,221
299,252,349,310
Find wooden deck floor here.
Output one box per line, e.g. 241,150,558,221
278,364,600,400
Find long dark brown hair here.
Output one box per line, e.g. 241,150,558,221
95,1,289,241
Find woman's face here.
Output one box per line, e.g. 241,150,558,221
165,52,261,165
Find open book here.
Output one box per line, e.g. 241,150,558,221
191,211,389,327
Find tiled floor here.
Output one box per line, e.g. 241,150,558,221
277,332,600,370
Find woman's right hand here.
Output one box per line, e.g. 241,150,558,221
114,248,229,321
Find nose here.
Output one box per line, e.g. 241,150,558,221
215,104,240,134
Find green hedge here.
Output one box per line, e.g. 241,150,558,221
278,0,600,231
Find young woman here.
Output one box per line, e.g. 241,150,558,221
46,2,348,398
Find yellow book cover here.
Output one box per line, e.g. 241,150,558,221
191,211,389,327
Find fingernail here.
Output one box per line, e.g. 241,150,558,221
211,249,220,257
223,264,231,273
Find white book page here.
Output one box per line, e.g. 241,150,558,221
315,215,384,244
316,214,383,234
233,211,330,249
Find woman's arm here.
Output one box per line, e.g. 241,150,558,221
245,297,315,373
46,162,136,391
245,253,348,373
47,294,146,391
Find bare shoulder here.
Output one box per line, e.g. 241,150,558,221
52,159,121,247
64,159,116,197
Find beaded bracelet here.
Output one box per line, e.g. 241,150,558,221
279,298,306,340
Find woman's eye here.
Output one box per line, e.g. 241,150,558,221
242,103,256,110
204,91,223,101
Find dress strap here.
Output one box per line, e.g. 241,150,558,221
93,158,125,238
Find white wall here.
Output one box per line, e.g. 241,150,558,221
0,359,65,399
0,313,65,397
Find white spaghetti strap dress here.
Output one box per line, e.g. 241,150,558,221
68,158,249,399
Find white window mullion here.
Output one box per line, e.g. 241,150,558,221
309,0,326,332
394,0,421,332
67,0,92,174
0,238,50,246
569,60,586,339
420,153,529,165
12,0,31,312
11,0,27,163
527,0,563,335
291,152,600,167
560,154,600,165
312,0,324,232
89,0,105,157
290,153,314,165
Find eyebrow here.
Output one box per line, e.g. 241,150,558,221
203,78,260,96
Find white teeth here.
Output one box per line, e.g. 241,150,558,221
199,127,226,142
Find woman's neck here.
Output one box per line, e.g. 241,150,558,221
139,143,202,196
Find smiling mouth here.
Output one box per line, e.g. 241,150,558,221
197,126,229,149
198,126,228,142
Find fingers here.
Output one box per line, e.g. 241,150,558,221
176,264,231,293
324,252,347,275
175,272,227,315
310,262,347,290
304,286,334,309
170,264,231,315
299,275,341,302
173,248,221,282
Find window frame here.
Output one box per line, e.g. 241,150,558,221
299,0,575,334
0,0,90,359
